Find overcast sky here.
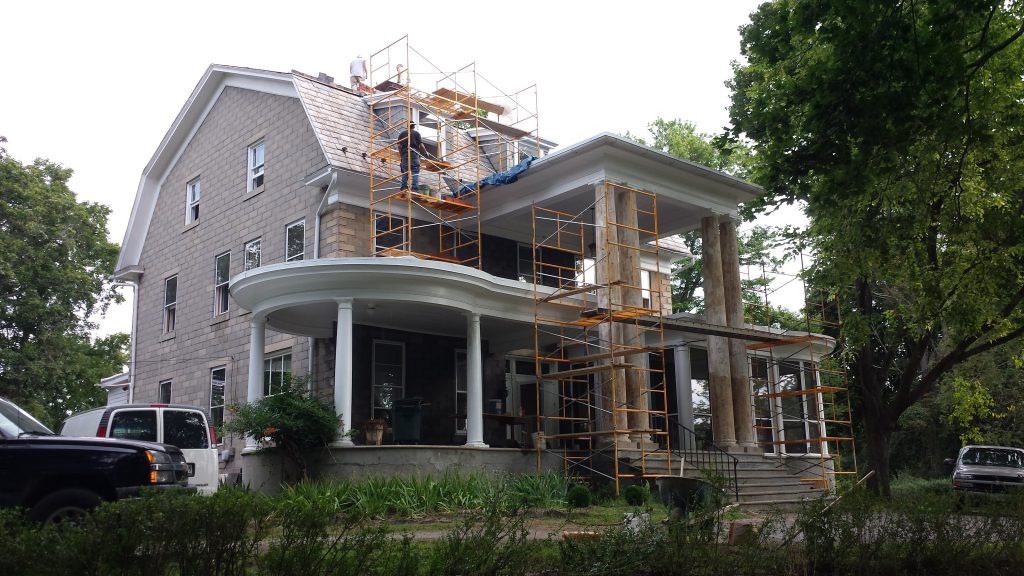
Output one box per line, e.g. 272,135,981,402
3,0,788,337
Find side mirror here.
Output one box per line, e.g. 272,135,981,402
943,457,955,467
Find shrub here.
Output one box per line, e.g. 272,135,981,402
622,484,648,506
224,377,337,480
566,484,592,509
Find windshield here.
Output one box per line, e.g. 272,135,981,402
961,447,1024,468
0,397,55,437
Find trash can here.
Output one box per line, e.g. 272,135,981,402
392,397,424,444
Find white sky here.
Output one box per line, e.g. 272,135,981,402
3,0,803,338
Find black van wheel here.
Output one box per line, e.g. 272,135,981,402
29,489,102,524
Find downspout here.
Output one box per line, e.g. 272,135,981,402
111,279,140,404
309,170,340,392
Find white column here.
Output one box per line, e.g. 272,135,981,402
333,299,354,447
465,312,488,447
244,316,266,452
673,345,696,451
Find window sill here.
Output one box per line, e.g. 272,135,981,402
245,185,265,200
210,313,230,326
160,331,175,342
182,220,200,233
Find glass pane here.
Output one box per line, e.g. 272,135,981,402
109,411,157,442
165,276,177,306
287,222,304,260
164,410,209,449
216,254,230,283
210,369,225,407
245,241,261,270
252,142,264,167
375,343,402,367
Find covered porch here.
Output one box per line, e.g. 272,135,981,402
229,256,576,451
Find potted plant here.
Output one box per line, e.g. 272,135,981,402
364,418,387,446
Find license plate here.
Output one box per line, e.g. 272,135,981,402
187,462,195,477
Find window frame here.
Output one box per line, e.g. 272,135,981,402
263,352,291,397
214,251,231,316
163,275,177,333
244,238,262,271
371,340,405,423
158,380,172,404
285,220,305,262
455,349,468,435
248,140,265,192
373,212,407,254
184,177,201,224
210,367,226,445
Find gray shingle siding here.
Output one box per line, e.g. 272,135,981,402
134,87,327,447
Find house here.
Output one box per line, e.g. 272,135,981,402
113,44,852,502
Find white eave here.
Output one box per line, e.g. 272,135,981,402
99,372,131,390
115,65,297,275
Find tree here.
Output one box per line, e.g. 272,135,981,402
629,119,803,330
0,138,126,427
727,1,1024,495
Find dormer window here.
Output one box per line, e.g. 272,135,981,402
248,140,265,191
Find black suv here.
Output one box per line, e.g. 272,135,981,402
0,397,191,523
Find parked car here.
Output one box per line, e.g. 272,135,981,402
0,396,191,523
62,404,219,494
947,445,1024,493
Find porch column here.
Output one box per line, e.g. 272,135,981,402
672,345,696,451
465,312,488,447
721,219,757,450
244,316,266,452
333,298,354,447
701,214,737,449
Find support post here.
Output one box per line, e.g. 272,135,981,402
721,219,757,449
701,214,737,448
333,299,354,446
244,316,266,452
465,312,488,447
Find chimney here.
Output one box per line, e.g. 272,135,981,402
317,72,335,84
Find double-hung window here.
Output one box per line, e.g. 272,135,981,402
185,178,201,224
159,380,172,404
263,352,291,396
286,220,305,261
248,141,265,191
373,212,406,254
244,238,261,271
372,341,404,423
214,252,230,315
163,275,177,333
210,367,225,442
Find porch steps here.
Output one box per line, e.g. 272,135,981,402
617,450,830,512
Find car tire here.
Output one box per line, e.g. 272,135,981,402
28,488,102,524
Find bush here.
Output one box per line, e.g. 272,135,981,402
224,377,337,480
566,485,592,509
622,484,649,506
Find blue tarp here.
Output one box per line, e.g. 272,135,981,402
456,156,537,196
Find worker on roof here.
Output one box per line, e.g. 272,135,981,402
396,122,428,192
349,55,367,90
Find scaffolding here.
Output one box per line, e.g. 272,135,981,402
531,181,671,494
744,252,858,494
366,36,540,266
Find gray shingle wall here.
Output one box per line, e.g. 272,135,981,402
134,86,328,432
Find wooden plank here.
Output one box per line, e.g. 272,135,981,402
377,148,451,172
538,346,662,365
432,87,506,116
393,190,474,213
546,363,631,380
746,334,828,350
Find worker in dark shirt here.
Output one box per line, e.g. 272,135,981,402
396,122,428,191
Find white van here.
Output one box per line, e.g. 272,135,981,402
61,404,219,494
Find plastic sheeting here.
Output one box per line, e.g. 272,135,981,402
456,156,537,197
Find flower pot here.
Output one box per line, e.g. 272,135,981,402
365,427,383,446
